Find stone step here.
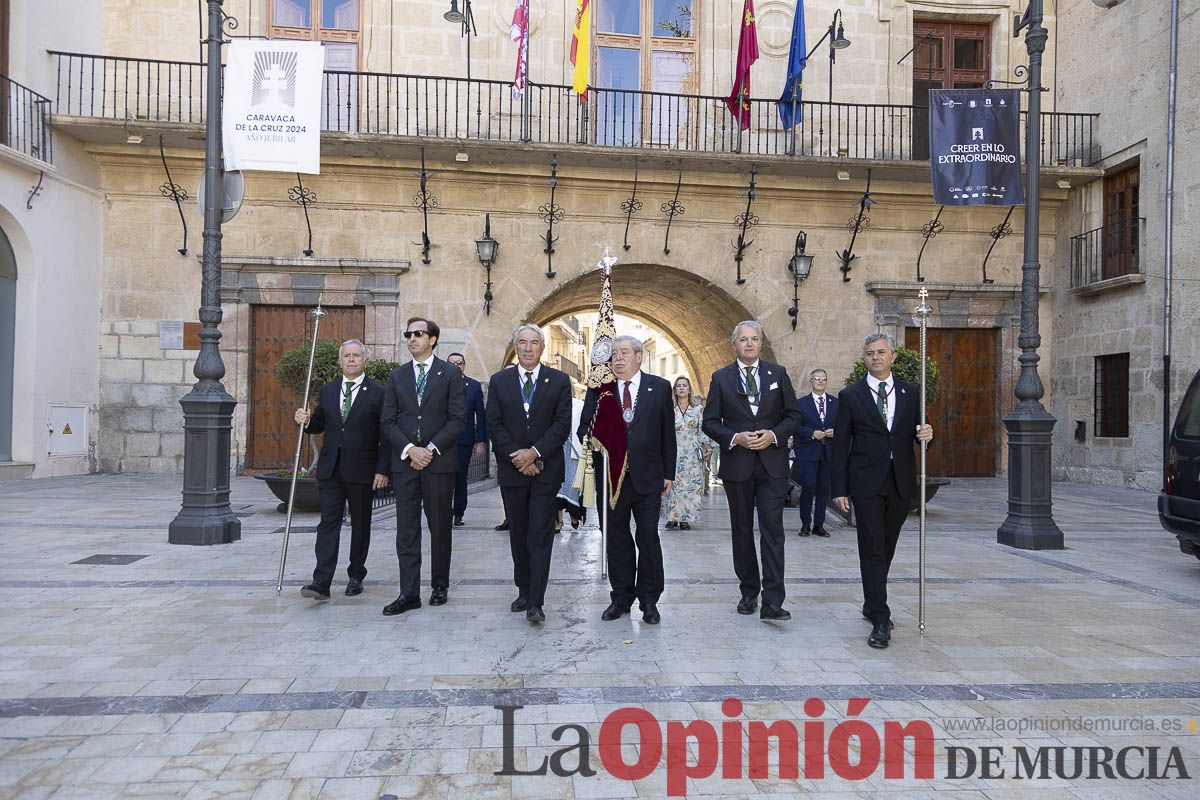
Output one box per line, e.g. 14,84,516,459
0,462,34,480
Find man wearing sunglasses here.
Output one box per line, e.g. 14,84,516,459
380,317,467,616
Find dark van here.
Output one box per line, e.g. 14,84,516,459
1160,370,1200,560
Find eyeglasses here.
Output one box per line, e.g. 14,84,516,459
402,330,429,339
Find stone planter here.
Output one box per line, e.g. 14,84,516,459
254,473,321,513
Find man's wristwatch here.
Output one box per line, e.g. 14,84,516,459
534,458,545,471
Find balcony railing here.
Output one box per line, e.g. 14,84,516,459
555,353,583,382
49,51,1100,167
1,74,53,165
1071,216,1145,288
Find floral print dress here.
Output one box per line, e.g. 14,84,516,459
664,403,706,524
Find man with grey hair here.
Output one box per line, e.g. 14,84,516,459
294,339,390,601
486,323,572,623
831,332,933,649
579,333,676,625
702,321,801,620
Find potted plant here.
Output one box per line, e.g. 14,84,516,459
842,345,949,513
254,340,398,512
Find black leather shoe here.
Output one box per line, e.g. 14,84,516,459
453,516,465,527
510,595,528,613
868,622,891,649
345,579,363,597
495,520,509,531
679,522,691,530
737,596,757,615
798,525,811,537
666,521,678,529
600,603,630,621
861,605,894,629
526,606,545,623
760,605,792,621
429,587,448,606
382,594,420,615
813,526,830,537
641,604,661,625
300,584,330,601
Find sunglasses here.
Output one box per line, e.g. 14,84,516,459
402,330,429,339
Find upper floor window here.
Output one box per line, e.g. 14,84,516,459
593,0,698,147
910,20,991,159
270,0,359,39
1102,164,1140,280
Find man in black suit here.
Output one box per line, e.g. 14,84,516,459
447,352,487,528
791,368,838,538
294,339,390,600
831,333,933,649
580,335,676,625
702,321,801,621
486,324,572,623
380,317,466,616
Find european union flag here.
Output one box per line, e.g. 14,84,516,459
777,2,806,129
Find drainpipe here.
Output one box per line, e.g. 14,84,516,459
1162,0,1179,490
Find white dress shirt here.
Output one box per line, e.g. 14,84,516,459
866,373,896,432
341,373,365,408
731,360,777,448
617,371,641,414
810,391,828,424
518,363,544,457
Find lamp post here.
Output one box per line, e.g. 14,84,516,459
475,213,499,315
168,0,240,545
443,0,477,82
787,231,814,330
997,0,1063,550
804,9,850,155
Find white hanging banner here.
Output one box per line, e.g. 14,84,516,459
223,40,324,174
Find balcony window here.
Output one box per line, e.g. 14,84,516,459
1103,164,1140,280
270,0,360,44
912,20,992,159
594,0,698,147
1094,353,1130,438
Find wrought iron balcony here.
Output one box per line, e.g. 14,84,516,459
1,74,53,165
555,353,583,382
1071,216,1146,288
49,51,1099,168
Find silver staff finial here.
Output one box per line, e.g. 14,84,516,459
599,247,618,273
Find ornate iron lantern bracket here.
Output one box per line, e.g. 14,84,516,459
288,173,317,257
158,135,190,255
916,205,945,282
26,170,45,210
538,156,565,278
412,148,438,265
981,205,1015,284
660,170,685,256
731,165,759,285
620,161,641,252
836,169,873,282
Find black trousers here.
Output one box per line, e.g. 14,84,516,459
723,460,788,608
597,482,665,609
393,468,454,597
312,463,373,590
798,459,832,529
851,464,910,624
500,480,558,607
452,444,473,517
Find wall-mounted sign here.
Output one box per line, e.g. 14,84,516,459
223,40,324,174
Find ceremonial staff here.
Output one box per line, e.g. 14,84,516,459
915,287,931,632
276,302,326,594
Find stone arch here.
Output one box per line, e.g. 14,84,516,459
518,263,775,394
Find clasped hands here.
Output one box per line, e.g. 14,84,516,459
832,424,935,514
733,430,776,451
510,447,541,476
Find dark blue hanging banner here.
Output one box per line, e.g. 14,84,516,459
929,88,1025,206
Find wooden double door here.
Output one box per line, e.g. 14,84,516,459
246,304,365,470
903,327,999,477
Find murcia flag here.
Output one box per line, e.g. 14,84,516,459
510,0,530,98
570,0,591,101
725,0,760,130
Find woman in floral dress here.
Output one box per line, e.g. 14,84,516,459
664,377,708,529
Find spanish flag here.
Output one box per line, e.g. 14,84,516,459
570,0,590,101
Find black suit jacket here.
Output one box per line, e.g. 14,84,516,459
579,372,677,496
304,378,389,483
381,356,467,475
701,361,801,482
830,377,924,500
486,365,573,488
456,376,487,447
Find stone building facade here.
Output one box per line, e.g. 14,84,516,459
3,0,1187,488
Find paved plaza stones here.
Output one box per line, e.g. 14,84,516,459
1,474,1198,798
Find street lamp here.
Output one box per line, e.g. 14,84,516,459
803,9,851,154
168,0,240,545
476,213,499,315
996,0,1063,550
787,231,814,330
443,1,464,23
443,0,477,81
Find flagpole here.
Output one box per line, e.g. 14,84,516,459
600,450,608,580
521,0,532,142
916,288,931,633
276,301,326,594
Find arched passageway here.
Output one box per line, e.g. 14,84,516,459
522,264,774,394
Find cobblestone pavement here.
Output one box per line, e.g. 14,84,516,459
0,474,1197,798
